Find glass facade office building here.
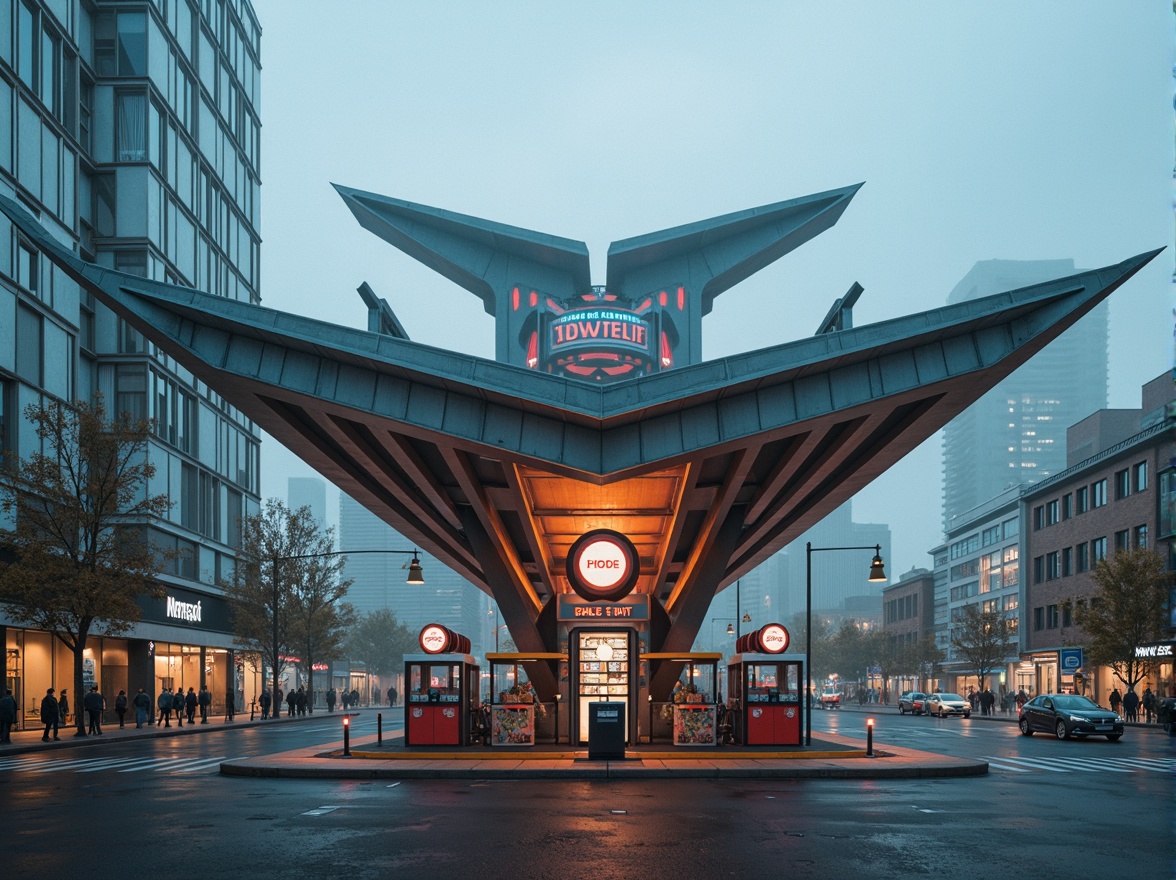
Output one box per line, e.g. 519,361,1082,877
0,0,261,727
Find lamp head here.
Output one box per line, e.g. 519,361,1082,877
406,552,425,585
868,547,887,582
726,622,734,635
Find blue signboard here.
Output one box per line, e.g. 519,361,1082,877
1059,648,1083,673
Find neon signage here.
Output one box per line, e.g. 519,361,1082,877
566,529,640,602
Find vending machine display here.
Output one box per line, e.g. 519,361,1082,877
576,631,630,744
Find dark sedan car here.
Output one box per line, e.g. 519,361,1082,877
1019,693,1124,741
898,691,927,715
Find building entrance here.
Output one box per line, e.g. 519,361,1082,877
571,630,634,746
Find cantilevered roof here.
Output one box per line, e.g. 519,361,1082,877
1,195,1157,682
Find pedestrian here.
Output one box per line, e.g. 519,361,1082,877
1122,688,1139,723
0,688,16,743
1142,687,1156,723
983,688,995,716
296,686,306,717
40,687,60,741
157,687,172,727
350,688,360,708
132,688,151,728
286,688,296,717
171,688,185,727
388,687,396,708
185,687,198,724
259,689,272,720
225,691,235,721
198,686,211,723
114,690,128,728
58,688,70,726
83,685,105,735
1109,687,1122,715
326,688,336,713
373,686,382,707
341,690,350,711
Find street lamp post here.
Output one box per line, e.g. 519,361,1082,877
805,542,886,745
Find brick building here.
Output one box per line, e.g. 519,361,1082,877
881,567,935,694
1021,373,1175,702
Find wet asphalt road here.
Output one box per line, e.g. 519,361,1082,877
0,710,1171,879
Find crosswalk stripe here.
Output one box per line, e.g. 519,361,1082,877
983,761,1031,773
1103,757,1175,770
74,758,155,772
1043,757,1131,773
117,757,197,773
980,756,1070,772
29,758,108,773
174,757,228,772
0,757,50,770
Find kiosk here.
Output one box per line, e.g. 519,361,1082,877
727,624,804,746
404,624,479,746
644,652,721,747
486,652,565,746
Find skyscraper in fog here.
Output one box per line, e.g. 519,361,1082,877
287,476,326,533
338,493,482,643
941,260,1108,532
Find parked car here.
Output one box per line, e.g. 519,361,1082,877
820,687,841,709
925,693,971,718
898,692,927,715
1019,693,1124,741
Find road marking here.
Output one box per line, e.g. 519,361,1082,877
75,758,161,772
174,757,229,772
983,761,1031,773
302,806,341,816
118,757,201,772
386,782,401,788
979,756,1069,772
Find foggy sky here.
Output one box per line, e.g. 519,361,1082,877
250,1,1173,575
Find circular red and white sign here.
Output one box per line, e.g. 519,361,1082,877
419,624,449,654
566,530,639,601
759,623,790,654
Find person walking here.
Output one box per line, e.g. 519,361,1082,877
372,686,382,708
259,689,271,720
225,691,235,722
40,688,60,741
286,688,296,718
58,689,70,726
1142,687,1156,723
350,688,360,708
198,686,211,723
296,687,306,717
157,687,172,727
83,685,105,735
1109,687,1122,716
114,690,128,728
0,688,17,743
388,687,397,708
171,688,185,727
132,688,151,728
341,690,350,711
184,687,198,724
1122,688,1139,723
326,688,336,713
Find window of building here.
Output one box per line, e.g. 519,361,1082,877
1062,493,1072,520
1045,552,1059,580
1114,469,1130,500
1062,604,1072,628
1076,486,1089,514
114,364,147,420
1033,505,1044,530
1062,547,1072,577
1135,524,1148,549
1046,605,1059,628
1033,556,1044,584
1091,536,1107,563
17,0,37,90
1162,470,1176,539
95,11,148,77
1033,607,1044,631
0,379,13,464
1134,461,1148,493
16,303,42,384
1003,517,1019,539
117,91,148,161
1046,500,1059,525
1114,529,1129,553
1076,542,1089,573
982,525,1001,547
1091,479,1107,509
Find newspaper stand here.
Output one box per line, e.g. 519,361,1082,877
405,624,479,746
727,623,803,746
486,652,565,746
645,652,722,747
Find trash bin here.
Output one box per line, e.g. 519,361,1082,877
588,701,626,760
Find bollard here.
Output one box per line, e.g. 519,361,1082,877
377,712,383,746
343,716,351,757
866,717,875,758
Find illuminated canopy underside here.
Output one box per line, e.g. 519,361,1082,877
1,196,1157,694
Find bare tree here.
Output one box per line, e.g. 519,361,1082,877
344,609,417,680
950,605,1014,691
288,520,354,711
1074,547,1171,694
0,397,171,736
222,501,345,710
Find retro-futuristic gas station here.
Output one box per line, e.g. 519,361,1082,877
0,186,1156,750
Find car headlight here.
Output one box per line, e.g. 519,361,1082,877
1069,715,1088,724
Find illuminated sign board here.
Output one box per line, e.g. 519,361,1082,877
419,624,450,654
1134,642,1174,659
759,624,790,654
566,530,640,602
549,310,650,355
557,594,650,621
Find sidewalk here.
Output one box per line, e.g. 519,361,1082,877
0,707,365,756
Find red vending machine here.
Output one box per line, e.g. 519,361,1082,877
727,623,804,746
404,624,479,746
